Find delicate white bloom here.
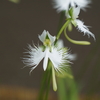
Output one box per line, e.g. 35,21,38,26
53,0,91,12
23,31,76,91
23,30,74,74
68,7,95,39
23,43,72,74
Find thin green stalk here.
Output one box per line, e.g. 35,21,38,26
37,61,52,100
64,27,90,45
56,11,65,34
56,20,71,40
44,68,52,100
37,69,49,100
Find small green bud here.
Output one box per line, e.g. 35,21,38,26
68,23,73,31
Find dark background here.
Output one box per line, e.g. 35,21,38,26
0,0,100,95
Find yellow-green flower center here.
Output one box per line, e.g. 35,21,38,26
43,39,51,46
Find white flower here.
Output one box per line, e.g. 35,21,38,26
53,0,91,12
68,7,95,39
22,31,76,91
23,30,73,74
23,44,73,73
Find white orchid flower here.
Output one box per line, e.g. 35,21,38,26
23,30,73,74
68,7,95,40
23,30,76,91
53,0,91,12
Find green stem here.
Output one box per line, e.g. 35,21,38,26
64,27,91,45
56,20,71,40
37,69,49,100
56,11,65,34
37,61,52,100
44,67,52,100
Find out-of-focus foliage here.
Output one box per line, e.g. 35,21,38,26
76,36,100,94
9,0,20,3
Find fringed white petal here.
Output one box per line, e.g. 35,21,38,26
53,0,91,12
52,0,69,12
71,0,91,10
76,19,95,40
49,47,70,74
23,45,45,71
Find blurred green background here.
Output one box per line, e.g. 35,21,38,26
0,0,100,99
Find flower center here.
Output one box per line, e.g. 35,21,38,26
43,39,51,46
